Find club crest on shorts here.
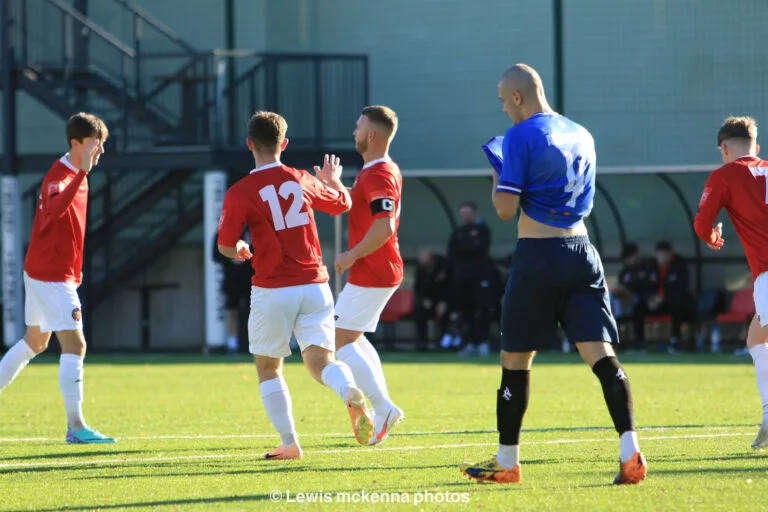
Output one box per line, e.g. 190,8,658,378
72,308,82,322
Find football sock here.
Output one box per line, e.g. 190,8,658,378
0,340,36,392
620,431,641,463
260,377,298,447
320,360,355,402
593,356,637,460
59,354,86,430
749,343,768,424
496,444,520,469
497,369,529,446
337,341,391,412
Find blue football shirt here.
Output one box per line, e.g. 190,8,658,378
496,112,596,229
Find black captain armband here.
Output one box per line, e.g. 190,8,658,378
370,198,396,215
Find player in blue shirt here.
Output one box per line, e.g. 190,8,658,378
460,64,647,485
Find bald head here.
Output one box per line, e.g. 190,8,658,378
498,63,552,124
500,63,545,99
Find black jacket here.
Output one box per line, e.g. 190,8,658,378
650,254,690,306
447,221,493,281
415,255,449,302
618,259,657,299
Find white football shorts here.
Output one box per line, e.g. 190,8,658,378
755,271,768,328
334,283,399,333
24,272,83,333
248,282,335,358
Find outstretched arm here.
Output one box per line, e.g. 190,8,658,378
693,173,727,250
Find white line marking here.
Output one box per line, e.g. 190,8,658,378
0,432,752,471
0,424,750,444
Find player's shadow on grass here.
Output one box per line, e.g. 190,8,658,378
1,449,146,461
6,494,278,511
70,462,466,481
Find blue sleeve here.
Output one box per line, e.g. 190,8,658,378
498,130,527,195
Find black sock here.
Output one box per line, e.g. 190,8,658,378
592,356,635,435
497,369,530,445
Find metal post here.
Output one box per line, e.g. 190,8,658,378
225,0,236,145
1,0,23,347
333,214,343,299
552,0,564,114
73,0,88,109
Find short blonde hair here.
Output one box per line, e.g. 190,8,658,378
362,105,398,138
717,116,757,146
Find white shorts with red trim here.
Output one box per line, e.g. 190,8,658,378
334,283,399,333
24,272,82,333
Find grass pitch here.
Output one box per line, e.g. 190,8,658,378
0,352,767,511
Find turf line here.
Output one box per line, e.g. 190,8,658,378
0,432,753,470
0,423,752,444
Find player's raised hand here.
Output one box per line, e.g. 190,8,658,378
314,154,342,183
81,140,101,174
707,222,725,251
235,240,253,261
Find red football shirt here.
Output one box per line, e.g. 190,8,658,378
347,158,404,288
694,156,768,280
24,156,89,285
218,162,350,288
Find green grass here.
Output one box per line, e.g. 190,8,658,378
1,352,768,511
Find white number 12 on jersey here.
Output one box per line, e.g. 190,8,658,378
259,181,310,231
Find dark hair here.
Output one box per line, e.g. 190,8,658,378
66,112,108,147
247,111,288,151
621,242,639,259
361,105,398,137
655,241,672,252
459,201,478,211
717,116,757,146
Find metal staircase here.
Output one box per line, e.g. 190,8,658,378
7,0,369,316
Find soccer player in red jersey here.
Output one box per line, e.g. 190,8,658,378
217,111,374,459
0,113,115,444
694,116,768,449
316,106,405,446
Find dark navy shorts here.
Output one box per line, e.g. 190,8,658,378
501,236,619,353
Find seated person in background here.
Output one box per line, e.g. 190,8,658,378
642,241,697,352
611,242,655,350
414,249,449,346
213,229,254,353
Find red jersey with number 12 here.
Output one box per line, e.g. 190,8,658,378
24,156,89,285
694,156,768,280
218,162,350,288
347,159,404,288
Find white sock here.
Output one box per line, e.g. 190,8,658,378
496,444,519,468
59,354,86,430
320,361,355,402
226,336,239,350
619,431,641,463
0,340,36,393
749,343,768,424
259,377,297,447
337,341,391,413
359,337,390,393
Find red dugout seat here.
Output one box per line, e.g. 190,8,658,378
379,289,415,323
716,287,755,324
